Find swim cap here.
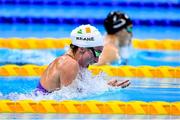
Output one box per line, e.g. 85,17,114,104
70,24,103,48
104,11,132,34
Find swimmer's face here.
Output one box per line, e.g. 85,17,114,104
78,46,103,68
115,25,133,47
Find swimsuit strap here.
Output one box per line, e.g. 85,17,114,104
65,54,75,60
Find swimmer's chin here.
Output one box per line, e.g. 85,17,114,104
79,63,89,68
79,62,94,68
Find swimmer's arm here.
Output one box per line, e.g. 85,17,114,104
95,45,117,66
59,62,79,87
107,79,130,88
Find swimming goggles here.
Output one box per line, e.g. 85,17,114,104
87,48,102,58
126,26,133,33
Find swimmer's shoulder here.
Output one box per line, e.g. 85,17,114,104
102,43,117,56
104,43,115,49
98,42,118,64
55,55,79,71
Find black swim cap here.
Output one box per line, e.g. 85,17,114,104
104,11,132,34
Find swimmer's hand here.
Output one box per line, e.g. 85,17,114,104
107,80,130,88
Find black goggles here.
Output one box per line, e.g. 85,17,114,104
87,48,102,58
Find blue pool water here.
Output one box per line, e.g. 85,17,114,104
0,0,180,119
1,24,180,39
1,2,180,39
0,48,65,65
0,76,180,102
1,113,179,120
0,48,179,66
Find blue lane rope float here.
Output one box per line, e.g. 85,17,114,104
0,16,180,26
0,0,180,8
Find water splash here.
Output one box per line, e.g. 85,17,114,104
3,68,117,101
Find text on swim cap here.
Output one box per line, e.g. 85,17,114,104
76,37,94,41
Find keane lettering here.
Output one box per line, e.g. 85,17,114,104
76,37,94,41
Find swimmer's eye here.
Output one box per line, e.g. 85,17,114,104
87,48,102,58
94,50,101,57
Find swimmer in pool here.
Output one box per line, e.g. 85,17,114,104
35,24,129,94
94,11,132,87
95,11,133,66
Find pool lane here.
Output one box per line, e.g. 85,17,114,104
0,77,179,102
0,48,179,66
0,24,180,39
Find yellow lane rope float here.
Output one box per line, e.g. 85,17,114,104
0,38,71,49
0,65,179,78
0,38,179,50
0,100,179,115
132,39,180,50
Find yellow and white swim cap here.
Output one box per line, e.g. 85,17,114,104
70,24,103,47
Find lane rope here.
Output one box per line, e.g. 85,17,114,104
0,17,179,26
0,38,179,50
0,0,179,8
0,100,179,115
0,64,179,78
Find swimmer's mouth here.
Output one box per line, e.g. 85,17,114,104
85,59,96,68
90,61,95,64
88,60,96,66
